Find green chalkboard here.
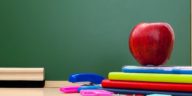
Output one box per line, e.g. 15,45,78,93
0,0,190,80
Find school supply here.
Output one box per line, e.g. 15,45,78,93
0,68,44,87
122,66,192,74
102,88,192,96
102,79,192,92
108,72,192,83
80,90,113,96
60,73,104,93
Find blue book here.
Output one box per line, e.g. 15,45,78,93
102,88,192,96
122,66,192,74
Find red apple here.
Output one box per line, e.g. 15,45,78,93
129,22,175,66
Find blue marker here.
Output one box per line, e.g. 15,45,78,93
60,73,105,93
69,73,105,84
69,73,104,92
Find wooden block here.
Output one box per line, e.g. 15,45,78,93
0,68,44,87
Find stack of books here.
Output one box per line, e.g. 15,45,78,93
101,66,192,96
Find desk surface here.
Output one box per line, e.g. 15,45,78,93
0,81,82,96
0,88,80,96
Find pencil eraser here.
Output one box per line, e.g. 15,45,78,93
60,86,79,93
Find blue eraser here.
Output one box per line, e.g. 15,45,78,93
147,94,172,96
78,85,101,92
68,73,105,84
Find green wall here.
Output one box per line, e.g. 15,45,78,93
0,0,190,80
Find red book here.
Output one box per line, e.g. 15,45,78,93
102,79,192,92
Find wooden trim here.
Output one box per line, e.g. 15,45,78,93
0,68,44,81
45,81,81,88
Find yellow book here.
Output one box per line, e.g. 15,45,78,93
109,72,192,83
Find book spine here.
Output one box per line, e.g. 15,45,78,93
109,72,192,83
122,66,192,74
102,80,192,92
102,88,192,96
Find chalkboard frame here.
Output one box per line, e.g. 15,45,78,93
190,0,192,65
190,0,192,66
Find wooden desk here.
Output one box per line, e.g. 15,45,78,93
0,88,80,96
0,81,81,96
